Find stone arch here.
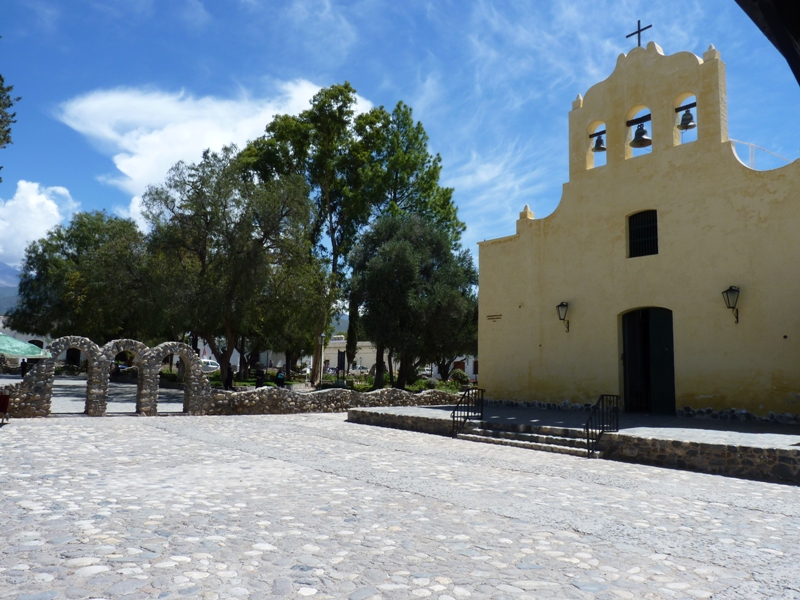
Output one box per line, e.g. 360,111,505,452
102,339,157,415
47,336,110,416
151,342,211,414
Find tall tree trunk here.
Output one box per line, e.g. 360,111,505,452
346,294,359,369
436,358,454,382
395,354,420,390
237,336,248,380
371,342,385,391
285,351,295,377
395,354,409,390
310,336,321,385
205,335,235,384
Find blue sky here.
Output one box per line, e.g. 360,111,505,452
1,0,799,268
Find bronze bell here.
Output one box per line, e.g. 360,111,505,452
591,134,606,152
678,108,696,131
630,123,652,148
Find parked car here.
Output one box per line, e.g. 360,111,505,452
200,359,220,373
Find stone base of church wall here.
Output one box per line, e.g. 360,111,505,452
677,406,800,425
484,398,594,411
482,396,800,424
602,434,800,485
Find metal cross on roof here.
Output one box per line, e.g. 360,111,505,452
626,19,652,47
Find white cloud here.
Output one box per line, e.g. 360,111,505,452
0,180,79,266
57,79,375,224
115,195,148,232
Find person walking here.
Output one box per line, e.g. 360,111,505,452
276,367,285,388
20,358,27,378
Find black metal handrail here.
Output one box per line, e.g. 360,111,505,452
451,387,485,437
584,394,620,458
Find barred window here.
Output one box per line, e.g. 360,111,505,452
628,210,658,258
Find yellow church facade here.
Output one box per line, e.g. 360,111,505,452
478,42,800,417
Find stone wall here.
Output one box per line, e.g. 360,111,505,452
0,359,53,418
601,433,800,485
2,336,212,418
201,387,457,416
2,334,458,418
347,408,455,437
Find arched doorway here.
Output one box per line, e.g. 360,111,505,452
621,307,676,415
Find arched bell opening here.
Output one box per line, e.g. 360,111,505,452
626,106,653,158
586,121,607,169
673,93,697,146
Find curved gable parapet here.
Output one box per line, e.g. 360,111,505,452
586,43,702,109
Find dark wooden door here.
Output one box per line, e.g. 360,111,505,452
623,309,650,412
622,308,676,414
648,308,676,415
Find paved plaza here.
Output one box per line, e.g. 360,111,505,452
1,414,799,600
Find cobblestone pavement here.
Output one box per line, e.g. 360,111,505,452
1,414,799,600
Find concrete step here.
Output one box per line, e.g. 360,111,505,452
475,422,588,438
467,427,590,449
458,433,600,458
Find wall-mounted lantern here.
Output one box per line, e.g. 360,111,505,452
556,302,570,332
721,286,740,324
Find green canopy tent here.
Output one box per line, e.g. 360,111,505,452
0,333,50,359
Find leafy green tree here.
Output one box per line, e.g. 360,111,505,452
241,83,378,279
423,263,478,382
8,211,147,343
241,83,387,382
360,101,463,240
350,101,465,377
251,252,330,375
350,214,477,390
0,42,20,184
241,86,466,384
142,146,313,381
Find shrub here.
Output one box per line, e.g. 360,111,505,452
437,380,461,393
425,377,438,389
449,368,470,386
